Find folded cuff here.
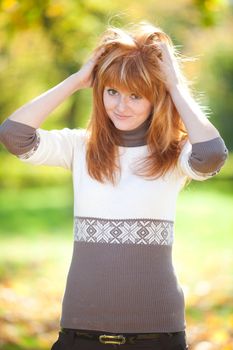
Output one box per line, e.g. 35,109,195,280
0,119,38,155
189,137,228,173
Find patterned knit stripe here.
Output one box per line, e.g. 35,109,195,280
74,216,174,245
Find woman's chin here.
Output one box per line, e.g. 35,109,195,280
113,123,133,131
110,119,129,130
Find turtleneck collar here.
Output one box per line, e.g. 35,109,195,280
115,117,151,147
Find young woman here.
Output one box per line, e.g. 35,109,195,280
0,21,228,350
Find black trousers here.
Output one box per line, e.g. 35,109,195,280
51,328,189,350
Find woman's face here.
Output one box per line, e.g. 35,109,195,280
103,86,153,131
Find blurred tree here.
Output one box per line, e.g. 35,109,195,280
203,47,233,149
194,0,229,26
0,0,127,129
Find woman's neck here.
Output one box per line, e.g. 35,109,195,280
115,118,150,147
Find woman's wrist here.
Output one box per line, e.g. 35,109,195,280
72,70,93,91
64,72,85,93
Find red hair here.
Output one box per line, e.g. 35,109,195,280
85,21,189,185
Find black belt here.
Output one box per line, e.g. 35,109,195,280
61,328,183,345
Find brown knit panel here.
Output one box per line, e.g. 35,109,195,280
190,137,228,173
115,118,150,147
0,119,38,155
61,241,186,333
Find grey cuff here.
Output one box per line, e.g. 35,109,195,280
0,119,38,155
189,137,228,173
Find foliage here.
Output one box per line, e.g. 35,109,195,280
201,46,233,149
194,0,229,26
0,152,71,189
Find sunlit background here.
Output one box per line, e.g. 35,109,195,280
0,0,233,349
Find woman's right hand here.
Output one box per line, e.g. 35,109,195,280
76,47,105,90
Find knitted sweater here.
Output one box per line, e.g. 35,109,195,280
0,119,228,333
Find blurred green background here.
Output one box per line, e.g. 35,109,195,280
0,0,233,349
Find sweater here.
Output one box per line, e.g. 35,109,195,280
0,119,228,333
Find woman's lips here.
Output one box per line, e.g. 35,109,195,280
114,113,130,120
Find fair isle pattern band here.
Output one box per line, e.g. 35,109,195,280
74,216,174,245
17,132,41,160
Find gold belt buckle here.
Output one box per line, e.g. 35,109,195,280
99,334,126,345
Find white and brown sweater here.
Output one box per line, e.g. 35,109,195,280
0,118,228,333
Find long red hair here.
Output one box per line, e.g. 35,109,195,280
85,21,190,185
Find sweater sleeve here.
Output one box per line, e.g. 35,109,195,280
178,136,228,181
0,119,39,155
0,119,84,171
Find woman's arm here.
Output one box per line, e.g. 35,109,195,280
3,46,105,129
0,47,105,157
157,42,228,175
157,41,222,142
167,84,220,143
7,72,85,129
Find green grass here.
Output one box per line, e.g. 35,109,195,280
0,185,73,237
174,179,233,294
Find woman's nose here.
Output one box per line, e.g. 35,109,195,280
116,96,128,112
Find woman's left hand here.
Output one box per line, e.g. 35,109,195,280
156,42,182,92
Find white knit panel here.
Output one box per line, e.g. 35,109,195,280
18,127,86,170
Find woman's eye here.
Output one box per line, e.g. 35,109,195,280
106,88,141,100
107,89,117,95
131,94,141,100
